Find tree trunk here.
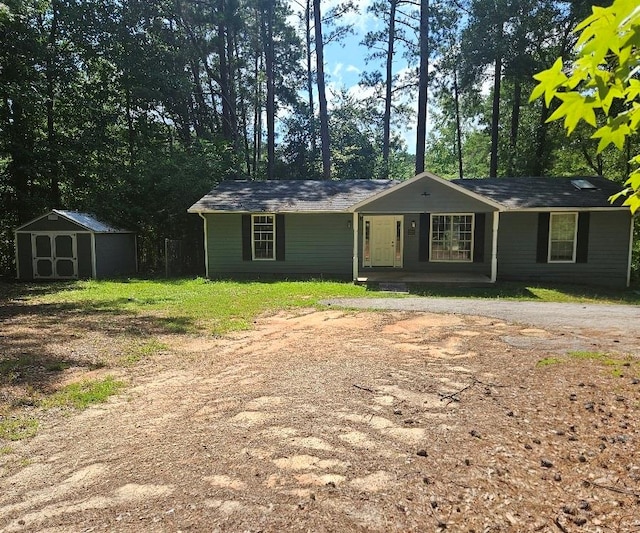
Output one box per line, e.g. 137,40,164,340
533,103,549,175
46,0,60,206
313,0,331,180
453,65,463,179
489,53,502,178
305,0,316,159
414,0,429,175
261,0,275,180
381,0,397,179
508,78,521,176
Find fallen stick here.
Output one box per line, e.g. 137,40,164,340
582,480,640,498
353,384,376,393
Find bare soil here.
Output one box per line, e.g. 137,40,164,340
0,300,639,532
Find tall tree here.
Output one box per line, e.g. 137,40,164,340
313,0,331,179
414,0,429,174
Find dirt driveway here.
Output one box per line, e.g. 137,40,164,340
1,300,639,532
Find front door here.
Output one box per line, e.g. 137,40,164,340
363,216,404,267
31,233,78,279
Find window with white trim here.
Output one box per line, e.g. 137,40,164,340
252,214,275,260
549,212,577,262
430,214,474,262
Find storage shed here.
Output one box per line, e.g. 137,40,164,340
14,210,137,280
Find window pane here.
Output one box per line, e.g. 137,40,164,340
252,215,275,260
430,215,473,261
549,213,576,261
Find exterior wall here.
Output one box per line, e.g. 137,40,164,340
94,233,137,278
359,178,498,213
77,233,93,278
357,213,492,275
205,213,353,277
16,233,33,280
497,211,631,287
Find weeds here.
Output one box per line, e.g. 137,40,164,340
0,417,39,441
41,377,124,410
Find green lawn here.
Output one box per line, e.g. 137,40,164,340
2,278,638,335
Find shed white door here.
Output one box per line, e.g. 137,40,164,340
31,233,78,279
363,216,404,267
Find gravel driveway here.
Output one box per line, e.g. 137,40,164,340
323,297,640,335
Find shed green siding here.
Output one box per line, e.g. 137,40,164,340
497,211,631,287
358,178,497,213
16,233,33,280
95,233,137,278
77,233,93,278
205,213,353,277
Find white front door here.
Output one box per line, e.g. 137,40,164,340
31,233,78,279
363,216,404,267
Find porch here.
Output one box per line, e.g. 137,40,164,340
355,271,493,287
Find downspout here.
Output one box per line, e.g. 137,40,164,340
627,214,635,288
199,213,210,279
491,211,499,283
352,212,359,281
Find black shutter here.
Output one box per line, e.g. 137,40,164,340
242,214,252,261
473,213,486,263
276,214,285,261
576,212,590,263
419,213,430,262
536,212,550,263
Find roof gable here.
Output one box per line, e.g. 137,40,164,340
350,171,504,211
188,179,399,213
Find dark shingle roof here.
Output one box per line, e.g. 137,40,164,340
188,179,399,213
453,176,625,209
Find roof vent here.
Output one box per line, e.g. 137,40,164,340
571,179,597,190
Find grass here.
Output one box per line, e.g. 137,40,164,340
0,417,39,441
41,376,124,410
536,357,562,367
6,278,639,336
120,340,168,366
539,351,639,378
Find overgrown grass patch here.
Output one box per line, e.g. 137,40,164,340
565,351,637,378
536,357,563,367
120,340,168,366
0,417,39,441
41,376,124,410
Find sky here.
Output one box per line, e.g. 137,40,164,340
286,0,422,153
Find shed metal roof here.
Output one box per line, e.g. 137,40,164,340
15,210,132,233
53,210,131,232
453,176,625,209
188,179,399,213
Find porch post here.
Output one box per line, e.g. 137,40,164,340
491,211,499,283
352,212,359,281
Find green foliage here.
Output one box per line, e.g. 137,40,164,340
536,357,562,367
41,376,124,410
0,417,39,441
531,0,640,212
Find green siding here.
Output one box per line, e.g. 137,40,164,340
95,234,137,278
358,178,497,213
206,213,353,277
16,233,33,280
498,211,631,287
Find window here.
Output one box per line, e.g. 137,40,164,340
549,212,577,262
252,214,275,260
430,214,474,262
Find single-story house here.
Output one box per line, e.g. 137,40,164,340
14,209,137,280
188,172,634,287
